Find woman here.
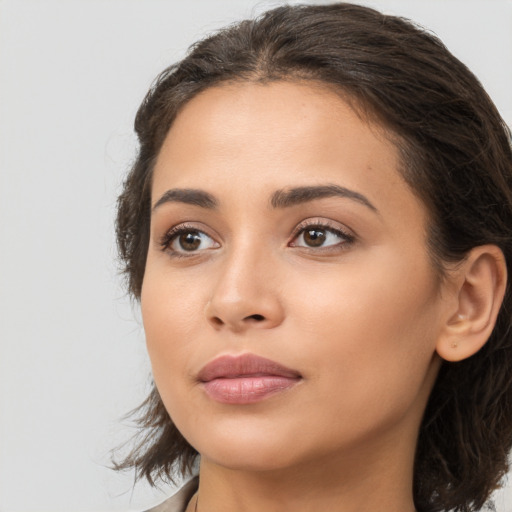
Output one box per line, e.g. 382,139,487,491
115,3,512,511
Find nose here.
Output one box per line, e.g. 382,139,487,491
204,247,285,333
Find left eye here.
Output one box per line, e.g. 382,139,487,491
168,229,218,253
291,226,350,248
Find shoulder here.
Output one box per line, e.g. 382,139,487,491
144,476,199,512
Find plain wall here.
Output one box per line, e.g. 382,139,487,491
1,1,511,511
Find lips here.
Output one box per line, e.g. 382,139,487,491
198,353,302,404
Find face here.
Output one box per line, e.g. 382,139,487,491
142,81,448,472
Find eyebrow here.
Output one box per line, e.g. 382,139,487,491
151,184,378,214
270,184,378,212
152,188,218,211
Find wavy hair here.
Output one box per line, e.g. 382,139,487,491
114,4,512,511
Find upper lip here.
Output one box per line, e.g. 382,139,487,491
198,353,302,382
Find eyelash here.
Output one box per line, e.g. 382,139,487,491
289,220,355,250
159,220,355,257
159,223,214,258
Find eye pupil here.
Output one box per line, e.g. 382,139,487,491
179,231,201,251
304,229,326,247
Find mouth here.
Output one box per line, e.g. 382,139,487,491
197,353,302,404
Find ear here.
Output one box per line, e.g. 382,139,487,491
436,245,507,362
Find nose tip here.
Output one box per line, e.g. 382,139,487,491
204,246,285,332
205,293,284,332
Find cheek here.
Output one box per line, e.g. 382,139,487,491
140,265,207,383
286,249,441,415
140,277,206,439
290,250,439,344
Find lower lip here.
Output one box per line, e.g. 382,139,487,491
202,376,300,404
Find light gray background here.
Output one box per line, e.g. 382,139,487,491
1,1,511,511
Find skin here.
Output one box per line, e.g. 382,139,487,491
141,81,491,512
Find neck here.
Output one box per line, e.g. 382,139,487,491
191,432,417,512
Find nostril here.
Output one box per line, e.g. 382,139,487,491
211,316,224,326
246,314,265,322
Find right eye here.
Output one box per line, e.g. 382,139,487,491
161,226,219,255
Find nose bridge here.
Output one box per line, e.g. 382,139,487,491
206,233,283,331
221,234,264,293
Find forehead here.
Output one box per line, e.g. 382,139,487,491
152,80,422,223
159,80,388,159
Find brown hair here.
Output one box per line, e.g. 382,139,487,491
115,4,512,511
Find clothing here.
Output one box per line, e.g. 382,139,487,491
145,476,199,512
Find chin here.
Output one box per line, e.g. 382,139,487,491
183,417,308,472
200,443,301,473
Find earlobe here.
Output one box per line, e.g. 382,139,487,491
436,245,507,362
